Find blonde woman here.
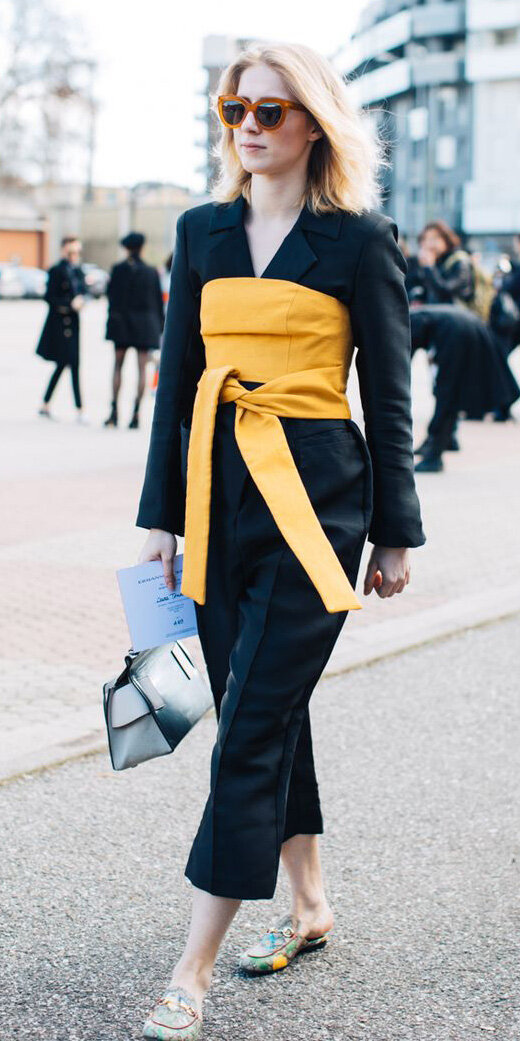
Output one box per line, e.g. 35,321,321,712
137,41,426,1040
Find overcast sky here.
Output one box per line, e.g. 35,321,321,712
56,0,365,192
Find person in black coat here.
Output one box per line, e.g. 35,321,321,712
411,304,520,471
414,221,475,306
36,236,87,422
104,232,165,429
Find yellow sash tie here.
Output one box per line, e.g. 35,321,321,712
179,277,363,614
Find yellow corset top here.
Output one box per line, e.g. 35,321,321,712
180,277,362,614
201,276,355,385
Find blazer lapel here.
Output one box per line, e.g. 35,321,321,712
205,193,344,286
206,196,252,281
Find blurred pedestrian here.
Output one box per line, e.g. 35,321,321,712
104,232,164,429
502,234,520,307
136,40,425,1041
491,234,520,359
412,304,520,471
415,220,495,322
415,221,475,307
36,236,87,422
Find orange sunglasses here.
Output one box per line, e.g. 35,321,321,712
217,94,307,131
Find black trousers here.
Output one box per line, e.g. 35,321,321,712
43,360,82,409
182,385,373,900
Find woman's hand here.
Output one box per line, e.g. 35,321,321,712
417,245,436,268
363,546,410,598
138,528,177,592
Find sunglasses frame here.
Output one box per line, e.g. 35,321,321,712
217,94,307,132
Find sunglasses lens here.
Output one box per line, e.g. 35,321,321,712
221,100,245,126
256,103,283,128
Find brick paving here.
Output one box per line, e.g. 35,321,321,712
1,299,519,778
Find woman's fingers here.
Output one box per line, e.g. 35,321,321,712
138,549,159,564
377,572,408,598
161,548,176,592
138,531,177,591
363,558,380,595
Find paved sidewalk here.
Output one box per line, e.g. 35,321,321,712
1,617,519,1040
1,299,520,780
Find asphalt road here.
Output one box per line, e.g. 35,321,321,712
1,615,519,1041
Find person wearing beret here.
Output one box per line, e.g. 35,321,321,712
134,42,426,1041
104,232,165,429
36,236,87,422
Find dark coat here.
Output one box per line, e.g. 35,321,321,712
410,304,520,417
105,257,164,347
502,260,520,307
35,259,87,366
413,248,475,306
136,194,426,549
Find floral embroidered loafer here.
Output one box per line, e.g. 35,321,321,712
238,912,331,974
143,985,203,1040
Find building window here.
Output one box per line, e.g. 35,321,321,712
436,186,452,210
438,87,457,124
411,187,422,203
436,135,457,170
408,106,428,141
494,27,517,46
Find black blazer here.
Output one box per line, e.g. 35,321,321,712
136,195,426,549
106,257,164,347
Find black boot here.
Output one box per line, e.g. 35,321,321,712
415,433,459,455
415,452,444,473
447,433,460,451
104,401,118,427
128,399,140,429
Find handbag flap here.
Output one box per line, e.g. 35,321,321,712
110,683,150,728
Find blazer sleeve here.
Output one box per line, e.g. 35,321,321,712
155,268,166,331
350,217,426,548
135,210,200,535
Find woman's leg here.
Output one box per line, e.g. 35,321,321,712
168,887,241,1008
104,347,125,426
112,346,126,402
42,362,65,404
280,836,334,939
70,360,82,409
136,349,148,403
281,711,333,938
128,350,149,427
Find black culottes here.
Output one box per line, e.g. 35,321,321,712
181,383,373,900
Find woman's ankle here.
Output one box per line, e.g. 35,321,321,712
171,956,213,996
290,894,334,937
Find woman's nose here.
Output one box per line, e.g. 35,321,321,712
242,109,260,132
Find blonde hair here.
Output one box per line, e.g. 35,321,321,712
209,41,384,215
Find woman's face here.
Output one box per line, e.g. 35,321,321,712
421,227,448,259
233,63,322,178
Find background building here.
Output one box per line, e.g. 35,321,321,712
0,182,208,270
0,192,49,267
333,0,520,251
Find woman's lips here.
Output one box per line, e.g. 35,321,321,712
241,143,265,150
